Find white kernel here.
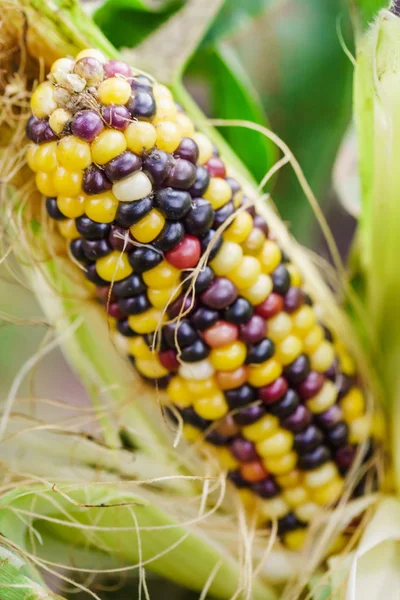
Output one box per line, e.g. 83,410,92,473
112,171,152,202
75,48,106,64
260,497,289,520
304,462,338,489
180,359,215,381
294,502,319,523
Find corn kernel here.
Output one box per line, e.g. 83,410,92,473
257,429,293,458
31,82,57,118
258,240,282,274
135,357,169,379
260,496,289,520
26,144,38,172
57,195,85,218
267,312,292,342
294,502,319,523
311,477,343,506
96,251,132,282
310,341,335,373
91,130,127,164
210,242,243,275
58,218,80,239
128,308,166,334
241,460,267,483
263,451,297,475
155,121,181,153
248,358,282,387
76,48,106,63
349,415,371,443
186,378,218,397
284,529,307,551
275,335,303,366
125,122,157,154
303,324,324,353
287,264,302,287
176,112,195,137
242,228,265,254
193,132,213,165
194,391,228,420
229,256,261,289
304,462,338,489
292,306,317,336
203,177,232,209
216,447,239,470
307,380,337,414
147,286,179,309
35,141,58,172
179,359,215,381
283,485,309,507
276,469,302,488
242,414,279,442
56,136,92,170
153,83,173,101
112,171,152,202
53,166,82,196
130,209,165,243
50,57,74,74
49,108,71,134
209,341,247,371
153,96,178,123
36,172,57,196
98,77,131,105
183,424,202,441
241,274,273,305
239,489,258,511
143,261,180,289
167,376,192,407
85,192,118,223
223,211,253,244
128,336,154,360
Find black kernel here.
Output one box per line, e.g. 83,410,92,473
128,247,163,272
184,198,215,236
115,196,153,228
155,188,192,220
76,216,110,240
188,166,210,197
46,197,66,221
153,221,185,251
118,294,151,315
113,273,146,298
245,338,275,364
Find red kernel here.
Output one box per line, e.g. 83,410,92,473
165,235,201,269
202,320,238,348
255,293,284,319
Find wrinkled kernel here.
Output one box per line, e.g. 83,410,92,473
128,308,166,334
85,192,118,224
194,392,228,420
98,77,131,105
53,167,82,196
57,195,85,218
31,82,57,118
155,121,181,153
96,251,132,282
130,209,165,243
91,130,127,164
56,136,92,170
125,122,157,153
203,178,232,209
49,108,71,134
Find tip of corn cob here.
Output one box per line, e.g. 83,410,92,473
26,48,377,549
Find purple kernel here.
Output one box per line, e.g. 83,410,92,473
325,358,339,381
230,437,258,462
174,137,199,164
284,354,310,385
200,277,238,310
104,151,142,182
83,165,112,195
233,404,266,426
284,287,305,313
316,404,343,430
102,105,131,131
335,445,356,472
164,158,197,190
26,116,57,144
74,57,104,85
104,60,132,79
239,315,266,344
297,371,325,400
228,470,248,489
336,374,354,399
109,226,133,251
252,477,280,499
253,214,269,235
167,293,198,319
281,404,312,433
294,425,324,453
71,110,103,142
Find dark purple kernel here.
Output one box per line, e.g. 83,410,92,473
245,203,256,217
245,339,275,365
225,177,241,197
191,307,219,331
224,298,253,325
213,201,235,229
230,438,258,462
143,332,168,352
127,91,156,120
180,339,210,362
129,246,163,272
284,354,311,385
304,293,313,306
205,430,232,446
253,214,269,235
188,166,210,197
116,196,153,228
327,422,349,448
268,389,299,418
323,325,334,342
336,374,354,399
325,359,339,381
224,384,256,408
294,425,324,453
116,318,136,337
167,293,198,319
143,150,174,185
164,159,197,190
228,470,248,489
335,445,356,473
102,105,131,131
164,320,197,348
181,266,215,294
85,263,108,286
83,165,112,195
105,151,142,183
130,74,153,93
239,315,266,344
113,273,145,298
104,59,132,78
281,404,312,433
82,239,111,261
71,110,103,143
233,404,266,426
201,277,238,310
107,302,125,320
181,406,210,429
70,238,86,262
153,221,185,252
271,264,291,295
284,287,306,313
252,477,280,499
46,197,66,220
140,374,170,389
278,513,303,534
118,294,151,315
96,285,116,304
109,226,132,251
155,188,192,220
26,116,57,144
184,198,215,237
297,371,325,400
316,405,343,430
200,229,223,261
297,446,331,470
76,216,110,240
174,137,199,164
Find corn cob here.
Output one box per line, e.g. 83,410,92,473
26,49,375,550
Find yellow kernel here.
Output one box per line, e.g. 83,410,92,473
310,341,335,373
327,534,348,556
307,380,337,414
229,256,261,289
216,447,239,470
128,336,153,360
232,190,244,208
194,392,229,420
275,335,303,366
153,96,178,123
349,415,371,443
248,358,282,387
143,261,180,289
128,308,166,334
311,477,344,506
91,130,127,164
57,195,85,218
167,376,192,407
203,177,232,209
303,324,324,354
34,141,58,173
238,489,258,512
35,171,57,196
256,429,293,458
155,121,181,153
186,378,218,397
135,357,169,379
50,57,75,74
153,83,173,101
371,412,385,441
286,264,302,287
292,306,317,336
304,462,338,489
263,451,297,475
241,274,273,305
56,135,92,170
125,121,157,154
176,112,195,137
209,341,247,371
31,82,57,118
85,192,118,224
276,469,302,488
242,228,266,254
258,240,282,274
98,77,131,105
294,502,319,523
339,352,356,376
242,414,279,442
284,529,307,551
96,251,132,282
75,48,106,63
57,218,80,239
283,485,309,507
49,108,71,134
267,312,292,342
223,211,253,244
53,166,82,196
210,241,243,275
130,209,165,243
147,286,179,309
260,496,289,520
26,144,38,172
193,132,213,165
183,424,202,441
